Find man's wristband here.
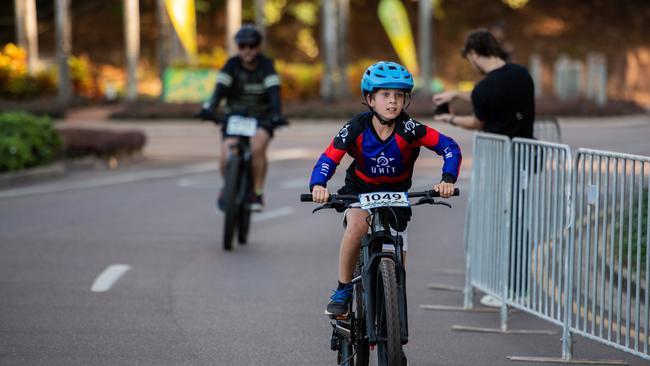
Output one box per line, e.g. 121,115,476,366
449,116,457,126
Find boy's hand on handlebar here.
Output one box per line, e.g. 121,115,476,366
433,182,455,198
312,185,330,203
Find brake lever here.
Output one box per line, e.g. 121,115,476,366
312,199,346,213
412,192,453,208
312,205,330,213
432,200,452,208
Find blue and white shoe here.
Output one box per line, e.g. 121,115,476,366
325,283,353,317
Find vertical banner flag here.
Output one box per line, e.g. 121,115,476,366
165,0,198,56
378,0,418,75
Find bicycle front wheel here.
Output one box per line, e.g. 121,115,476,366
354,265,369,366
222,155,241,251
376,258,401,366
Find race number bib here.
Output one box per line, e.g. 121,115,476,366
226,116,257,136
358,192,410,210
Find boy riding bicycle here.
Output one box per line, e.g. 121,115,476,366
309,61,463,318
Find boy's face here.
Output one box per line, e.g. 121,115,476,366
367,89,406,121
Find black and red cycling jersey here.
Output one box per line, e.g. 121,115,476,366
309,112,462,191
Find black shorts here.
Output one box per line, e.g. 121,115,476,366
337,177,412,232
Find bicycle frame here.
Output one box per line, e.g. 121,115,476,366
301,189,459,365
227,136,253,209
356,207,409,346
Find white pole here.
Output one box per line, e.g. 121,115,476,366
123,0,141,102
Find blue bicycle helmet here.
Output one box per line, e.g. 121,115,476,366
361,61,414,96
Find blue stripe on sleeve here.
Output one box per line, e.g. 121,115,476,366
309,153,337,190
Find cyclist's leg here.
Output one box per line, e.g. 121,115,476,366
250,128,271,198
338,208,370,283
219,136,238,176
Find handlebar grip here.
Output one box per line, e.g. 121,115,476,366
453,188,460,196
300,194,313,202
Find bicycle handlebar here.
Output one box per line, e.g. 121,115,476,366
299,188,460,203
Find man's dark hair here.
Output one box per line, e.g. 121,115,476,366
461,29,507,60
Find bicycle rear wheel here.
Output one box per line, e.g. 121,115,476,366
222,155,241,251
376,258,401,366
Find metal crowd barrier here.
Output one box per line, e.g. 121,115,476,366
507,138,573,330
565,149,650,361
464,133,512,311
462,133,650,363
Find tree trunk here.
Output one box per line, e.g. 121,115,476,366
320,0,338,101
55,0,72,105
15,0,39,75
418,0,432,95
227,0,242,55
123,0,140,102
337,0,349,97
255,0,265,41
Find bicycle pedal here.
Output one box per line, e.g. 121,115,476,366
328,313,350,320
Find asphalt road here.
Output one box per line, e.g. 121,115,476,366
1,115,649,365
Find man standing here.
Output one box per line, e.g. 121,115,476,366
433,29,535,308
433,29,534,139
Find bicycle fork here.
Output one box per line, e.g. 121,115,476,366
361,233,409,346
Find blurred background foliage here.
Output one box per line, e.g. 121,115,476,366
0,0,649,104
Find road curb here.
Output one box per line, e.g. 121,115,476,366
0,162,66,188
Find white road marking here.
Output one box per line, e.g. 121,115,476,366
91,264,131,292
252,206,294,222
177,177,217,188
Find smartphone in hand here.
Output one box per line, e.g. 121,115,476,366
433,102,450,115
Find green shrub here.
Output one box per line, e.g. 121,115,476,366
0,111,62,172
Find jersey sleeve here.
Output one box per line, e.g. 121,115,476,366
216,58,237,88
262,59,281,89
414,124,462,183
309,122,357,190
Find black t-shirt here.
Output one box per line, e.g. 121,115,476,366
471,63,535,139
217,54,280,118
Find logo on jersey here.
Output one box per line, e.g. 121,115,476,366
370,152,397,175
336,124,350,143
404,119,419,135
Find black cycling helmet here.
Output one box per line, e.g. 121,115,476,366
235,24,262,46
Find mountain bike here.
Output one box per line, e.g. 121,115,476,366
220,114,257,251
300,189,459,365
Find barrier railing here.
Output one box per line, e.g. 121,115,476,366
565,149,650,360
464,133,512,311
507,138,573,329
460,134,650,363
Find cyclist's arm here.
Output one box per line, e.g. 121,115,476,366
435,113,484,131
415,125,462,183
203,61,236,113
309,140,346,190
263,71,282,117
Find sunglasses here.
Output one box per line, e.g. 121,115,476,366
238,43,259,50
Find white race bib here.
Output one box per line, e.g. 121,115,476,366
358,192,410,210
226,116,257,137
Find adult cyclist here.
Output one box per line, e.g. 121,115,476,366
199,24,287,212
